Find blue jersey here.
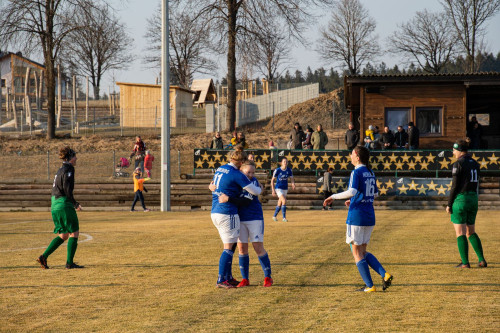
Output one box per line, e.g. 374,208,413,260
273,167,293,190
238,177,264,222
211,164,252,215
346,165,378,226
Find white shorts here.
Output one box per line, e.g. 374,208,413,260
345,225,374,245
275,189,288,198
211,213,240,243
238,220,264,243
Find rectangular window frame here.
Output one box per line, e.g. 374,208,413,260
416,106,443,137
384,107,411,132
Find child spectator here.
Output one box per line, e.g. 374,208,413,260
131,168,150,212
144,150,155,178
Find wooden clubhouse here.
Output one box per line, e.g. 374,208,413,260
344,73,500,149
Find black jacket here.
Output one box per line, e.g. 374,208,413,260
408,126,420,148
210,137,224,149
394,130,408,148
52,162,79,208
345,129,359,150
381,131,395,149
448,155,480,207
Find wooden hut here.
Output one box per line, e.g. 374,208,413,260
191,79,217,108
116,82,195,128
344,73,500,148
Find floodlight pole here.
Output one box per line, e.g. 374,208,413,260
161,0,171,211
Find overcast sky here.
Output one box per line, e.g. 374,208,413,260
104,0,500,91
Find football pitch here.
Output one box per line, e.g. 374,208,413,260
1,210,499,332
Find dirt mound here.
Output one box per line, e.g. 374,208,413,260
263,88,348,132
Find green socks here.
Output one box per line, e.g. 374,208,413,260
457,235,469,264
43,237,65,259
67,237,78,265
468,233,485,262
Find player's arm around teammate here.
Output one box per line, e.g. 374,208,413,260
323,146,393,292
37,147,84,270
446,140,487,268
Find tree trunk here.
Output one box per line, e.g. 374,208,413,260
45,60,56,139
226,0,237,132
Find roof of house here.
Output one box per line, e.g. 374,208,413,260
0,51,45,69
345,72,500,85
116,82,195,94
191,79,216,103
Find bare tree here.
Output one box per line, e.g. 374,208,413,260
194,0,332,132
389,10,456,74
143,2,216,88
0,0,88,139
62,1,134,99
317,0,380,75
441,0,500,72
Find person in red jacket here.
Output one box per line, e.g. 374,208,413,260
144,150,155,178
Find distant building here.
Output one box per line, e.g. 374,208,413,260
116,82,196,128
191,79,217,108
344,73,500,148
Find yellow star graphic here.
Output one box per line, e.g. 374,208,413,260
369,156,377,164
479,157,489,169
436,185,447,195
488,153,498,165
379,186,388,195
339,161,350,170
332,153,343,162
420,161,430,170
260,152,270,162
376,153,386,163
336,179,346,188
328,161,337,170
401,153,411,163
471,153,479,160
398,184,409,194
213,152,222,162
201,152,211,161
207,159,217,168
413,153,423,162
318,187,324,194
426,153,436,163
195,160,205,168
417,184,427,195
303,161,313,169
297,153,306,162
446,181,453,191
407,161,416,170
449,156,457,165
309,153,318,163
427,180,437,191
388,153,398,163
285,153,294,161
385,179,395,189
320,153,331,163
255,160,264,169
383,161,392,170
408,180,418,191
394,161,405,170
290,161,301,169
439,158,450,169
376,180,382,188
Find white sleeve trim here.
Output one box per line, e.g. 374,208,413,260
330,187,357,200
244,183,262,196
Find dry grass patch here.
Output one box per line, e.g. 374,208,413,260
1,210,499,332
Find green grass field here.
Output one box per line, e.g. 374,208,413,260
1,210,499,332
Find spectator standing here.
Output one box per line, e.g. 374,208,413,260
210,131,224,149
370,126,381,150
394,126,408,149
290,123,305,150
364,125,374,149
268,140,277,149
345,122,359,150
469,123,481,149
303,126,313,149
230,130,238,146
381,126,395,150
235,132,249,149
144,150,155,178
131,136,146,173
322,168,334,210
407,122,420,150
311,124,328,150
131,168,150,212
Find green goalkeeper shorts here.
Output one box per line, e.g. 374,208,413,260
451,192,478,225
51,196,79,234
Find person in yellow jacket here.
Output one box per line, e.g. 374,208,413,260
131,168,151,212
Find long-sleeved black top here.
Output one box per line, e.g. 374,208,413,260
447,154,480,207
52,162,79,209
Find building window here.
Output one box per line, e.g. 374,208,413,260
1,79,5,88
416,107,442,136
385,107,410,132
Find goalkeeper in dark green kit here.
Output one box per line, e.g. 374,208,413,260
446,140,487,268
37,147,84,269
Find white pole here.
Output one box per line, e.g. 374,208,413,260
86,76,89,121
161,0,171,211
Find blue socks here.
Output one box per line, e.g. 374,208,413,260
282,205,287,219
239,254,249,280
258,252,272,278
365,252,386,277
218,249,234,283
273,206,281,217
356,259,373,288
